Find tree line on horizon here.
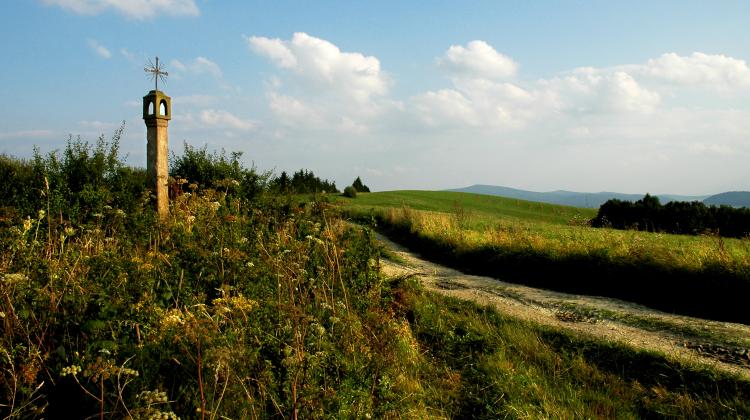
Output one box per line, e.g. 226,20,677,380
592,193,750,238
270,169,340,194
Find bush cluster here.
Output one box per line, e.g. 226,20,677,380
343,186,357,198
592,194,750,238
170,142,266,202
0,133,270,230
0,125,149,224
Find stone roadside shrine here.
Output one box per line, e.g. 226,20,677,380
143,57,171,218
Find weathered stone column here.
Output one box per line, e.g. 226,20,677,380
143,90,171,218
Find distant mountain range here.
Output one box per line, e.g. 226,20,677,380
446,185,750,209
703,191,750,208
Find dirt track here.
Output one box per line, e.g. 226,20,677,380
375,232,750,380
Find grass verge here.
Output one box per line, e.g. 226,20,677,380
395,278,750,419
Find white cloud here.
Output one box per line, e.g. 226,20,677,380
540,70,661,114
638,52,750,90
247,32,389,103
415,43,663,130
247,32,400,137
603,72,661,112
170,57,222,78
87,39,111,59
41,0,199,20
437,40,518,80
247,36,297,68
412,89,479,127
199,109,256,131
268,92,323,127
415,47,750,133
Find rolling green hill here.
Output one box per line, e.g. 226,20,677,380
335,190,596,225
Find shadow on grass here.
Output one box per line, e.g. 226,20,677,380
398,279,750,419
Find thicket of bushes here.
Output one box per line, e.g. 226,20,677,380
0,133,270,229
592,194,750,238
170,142,266,202
0,127,149,225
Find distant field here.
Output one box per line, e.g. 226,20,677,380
334,190,596,225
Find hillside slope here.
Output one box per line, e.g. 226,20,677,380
336,189,596,225
703,191,750,208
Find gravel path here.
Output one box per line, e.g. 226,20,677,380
375,231,750,380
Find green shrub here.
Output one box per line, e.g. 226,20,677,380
0,123,149,224
170,142,266,202
343,186,357,198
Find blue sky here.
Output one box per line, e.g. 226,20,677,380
1,1,749,194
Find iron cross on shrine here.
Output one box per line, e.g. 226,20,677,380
144,56,169,91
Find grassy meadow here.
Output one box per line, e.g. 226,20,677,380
336,189,596,225
3,142,750,418
2,196,749,418
339,190,750,323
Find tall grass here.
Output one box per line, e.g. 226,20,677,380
0,187,433,418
